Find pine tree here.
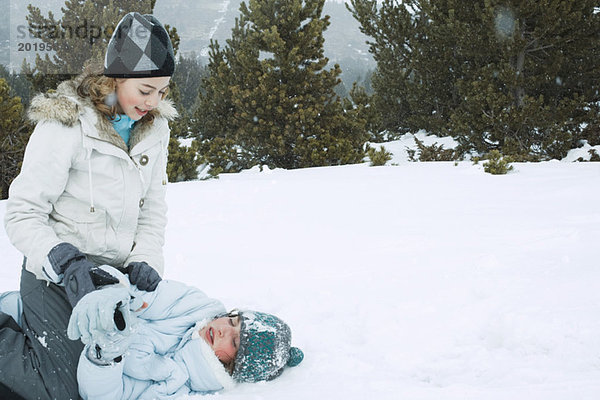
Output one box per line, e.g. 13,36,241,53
349,0,600,159
166,74,200,182
172,53,209,112
447,0,600,159
167,135,200,182
0,63,33,106
348,0,494,135
195,0,368,173
0,78,31,199
347,0,415,134
346,82,383,141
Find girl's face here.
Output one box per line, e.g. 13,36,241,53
198,315,241,364
115,76,171,120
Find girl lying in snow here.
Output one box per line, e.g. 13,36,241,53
0,267,303,400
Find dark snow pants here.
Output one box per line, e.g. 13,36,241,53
0,264,83,400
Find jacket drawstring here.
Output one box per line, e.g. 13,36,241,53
136,158,146,188
162,138,168,185
87,148,95,213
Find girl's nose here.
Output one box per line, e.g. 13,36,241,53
145,94,160,108
219,325,234,338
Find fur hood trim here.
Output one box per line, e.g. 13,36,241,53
27,79,177,151
28,80,178,125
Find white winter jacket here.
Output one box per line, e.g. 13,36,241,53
4,79,177,280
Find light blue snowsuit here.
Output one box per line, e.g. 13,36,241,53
77,280,236,400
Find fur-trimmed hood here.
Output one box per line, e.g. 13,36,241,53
27,79,178,152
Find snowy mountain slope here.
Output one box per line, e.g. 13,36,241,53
1,160,599,399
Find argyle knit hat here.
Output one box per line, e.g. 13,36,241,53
232,310,304,382
104,12,175,78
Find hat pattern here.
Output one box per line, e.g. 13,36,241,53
232,310,304,382
104,12,175,78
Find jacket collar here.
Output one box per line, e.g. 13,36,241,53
27,79,178,152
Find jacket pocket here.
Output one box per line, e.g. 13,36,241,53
50,196,109,255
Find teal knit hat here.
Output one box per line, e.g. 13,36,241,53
232,310,304,382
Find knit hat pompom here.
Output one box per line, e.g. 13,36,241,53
104,12,175,78
287,346,304,367
232,310,303,382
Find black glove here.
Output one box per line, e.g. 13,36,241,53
47,243,119,307
125,261,161,292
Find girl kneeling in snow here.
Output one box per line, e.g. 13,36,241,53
68,270,303,399
1,11,175,399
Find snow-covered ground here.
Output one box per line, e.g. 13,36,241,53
1,139,599,399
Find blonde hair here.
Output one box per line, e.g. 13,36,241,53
76,62,167,125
